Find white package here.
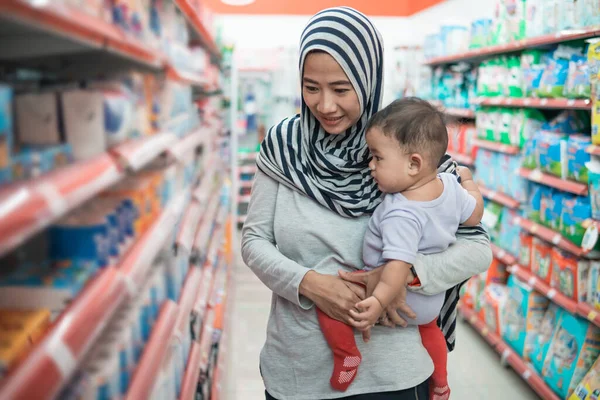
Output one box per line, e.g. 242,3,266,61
60,90,106,161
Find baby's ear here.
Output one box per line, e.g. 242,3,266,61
408,153,423,174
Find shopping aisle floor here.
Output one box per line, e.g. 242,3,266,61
224,249,541,400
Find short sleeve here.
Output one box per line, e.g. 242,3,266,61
379,208,423,265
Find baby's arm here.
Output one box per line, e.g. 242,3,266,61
457,166,483,226
350,260,412,330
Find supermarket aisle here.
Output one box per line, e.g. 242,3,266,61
223,248,540,400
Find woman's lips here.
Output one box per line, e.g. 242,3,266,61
320,115,343,127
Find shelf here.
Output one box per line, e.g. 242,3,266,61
239,180,253,189
173,0,220,59
120,189,189,293
448,151,474,166
425,26,600,66
0,267,127,399
175,201,204,254
0,153,123,258
193,193,221,261
237,215,247,224
197,308,215,372
238,194,251,203
473,139,521,155
479,185,521,209
518,168,589,196
166,64,209,88
508,264,578,314
490,243,518,266
476,97,592,110
444,108,475,118
178,342,203,400
110,132,178,172
193,263,215,322
167,129,205,163
175,267,204,338
516,216,585,257
0,1,162,73
238,166,257,175
458,304,560,400
126,300,179,400
577,302,600,329
238,152,258,160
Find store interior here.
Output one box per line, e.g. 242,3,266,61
2,0,600,399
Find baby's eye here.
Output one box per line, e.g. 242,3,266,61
375,156,382,161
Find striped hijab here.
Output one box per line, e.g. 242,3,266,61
257,7,384,217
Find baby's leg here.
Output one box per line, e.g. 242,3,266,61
400,291,445,325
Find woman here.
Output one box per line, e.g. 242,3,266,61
242,7,492,400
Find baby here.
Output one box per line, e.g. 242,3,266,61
317,98,484,399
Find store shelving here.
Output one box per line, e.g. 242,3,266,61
577,302,600,329
475,97,592,110
516,216,585,257
508,264,579,314
126,300,179,400
176,201,204,254
0,267,127,399
168,129,206,163
444,108,475,119
425,26,600,66
490,243,518,266
458,304,560,400
173,0,220,59
473,139,521,155
0,0,162,72
239,180,253,189
239,165,257,175
448,151,474,166
238,194,252,203
179,342,203,400
176,268,204,337
518,168,589,196
111,132,179,172
166,64,210,88
479,185,521,209
0,153,123,258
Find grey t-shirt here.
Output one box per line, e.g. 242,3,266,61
363,173,476,269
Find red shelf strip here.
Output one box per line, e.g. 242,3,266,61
577,302,600,329
508,264,579,314
518,168,589,196
175,267,204,337
517,216,585,257
425,26,600,65
0,153,123,257
178,342,203,400
168,130,205,163
479,185,521,209
176,201,204,254
0,267,127,399
473,139,521,155
458,304,560,400
448,151,475,166
238,166,257,175
490,243,518,266
126,300,179,400
173,0,220,58
444,108,475,118
476,97,591,110
166,65,209,88
111,132,178,172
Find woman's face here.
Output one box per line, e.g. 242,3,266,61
302,52,361,135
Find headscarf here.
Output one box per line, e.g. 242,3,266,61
256,7,384,217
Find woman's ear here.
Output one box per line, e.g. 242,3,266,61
408,154,423,176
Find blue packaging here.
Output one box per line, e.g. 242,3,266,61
568,135,592,183
0,85,13,169
538,57,570,98
538,131,568,178
562,196,593,247
531,304,565,374
543,110,590,134
528,184,545,223
588,159,600,220
498,208,522,252
543,191,565,231
507,155,529,202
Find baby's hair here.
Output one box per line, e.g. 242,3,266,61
366,97,448,168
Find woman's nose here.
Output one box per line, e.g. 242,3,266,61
317,92,336,114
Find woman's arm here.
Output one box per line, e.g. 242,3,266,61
410,226,492,295
241,170,365,319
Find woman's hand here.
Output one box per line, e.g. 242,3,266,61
299,270,366,324
337,269,382,298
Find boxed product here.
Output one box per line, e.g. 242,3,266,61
570,355,600,400
60,89,106,161
531,303,564,374
562,196,593,247
576,0,600,28
503,276,549,360
486,258,509,286
538,56,571,98
498,108,514,145
542,315,600,399
537,131,568,179
568,135,592,183
531,238,553,284
565,55,591,99
102,87,136,147
544,110,590,134
15,92,61,145
506,155,529,203
525,0,544,38
497,208,522,253
522,131,540,170
11,144,73,181
0,309,50,377
519,231,534,269
551,248,590,302
475,149,495,188
0,85,12,169
462,275,483,309
470,18,493,48
589,262,600,311
482,202,504,243
482,283,509,336
540,189,562,230
527,184,545,223
509,108,545,148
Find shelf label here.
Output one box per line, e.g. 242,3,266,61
540,99,548,106
552,234,562,245
497,249,506,260
501,349,511,363
529,169,543,182
46,336,77,378
547,289,557,299
589,310,599,322
481,327,489,336
567,99,576,106
530,224,539,234
522,369,532,380
528,276,537,287
469,315,477,325
582,224,599,252
523,98,531,106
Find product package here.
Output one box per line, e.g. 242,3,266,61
542,316,600,399
551,248,590,302
561,196,593,247
537,131,568,179
60,90,106,161
531,238,553,284
570,355,600,400
509,108,545,148
588,262,600,311
531,303,565,375
497,208,522,253
519,231,534,269
0,85,13,170
568,135,592,183
15,92,61,146
482,283,509,336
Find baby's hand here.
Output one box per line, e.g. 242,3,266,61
456,166,474,182
349,296,383,331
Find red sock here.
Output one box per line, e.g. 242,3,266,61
317,307,362,391
419,319,450,400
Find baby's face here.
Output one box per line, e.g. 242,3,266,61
366,127,413,194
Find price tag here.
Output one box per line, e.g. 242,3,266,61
522,370,532,380
530,224,539,234
470,315,477,325
552,234,562,245
506,98,513,105
488,190,497,200
500,349,511,366
547,289,557,299
582,224,599,252
540,98,548,106
497,249,506,260
523,98,531,106
528,276,537,287
529,169,543,182
567,99,576,106
589,310,599,322
514,217,522,225
481,327,489,336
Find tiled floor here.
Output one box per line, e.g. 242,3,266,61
223,249,541,400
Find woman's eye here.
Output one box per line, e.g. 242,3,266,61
335,89,350,94
305,86,318,93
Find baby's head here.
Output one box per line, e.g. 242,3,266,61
365,97,448,193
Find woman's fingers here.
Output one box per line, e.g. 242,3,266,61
338,270,366,284
344,281,366,300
